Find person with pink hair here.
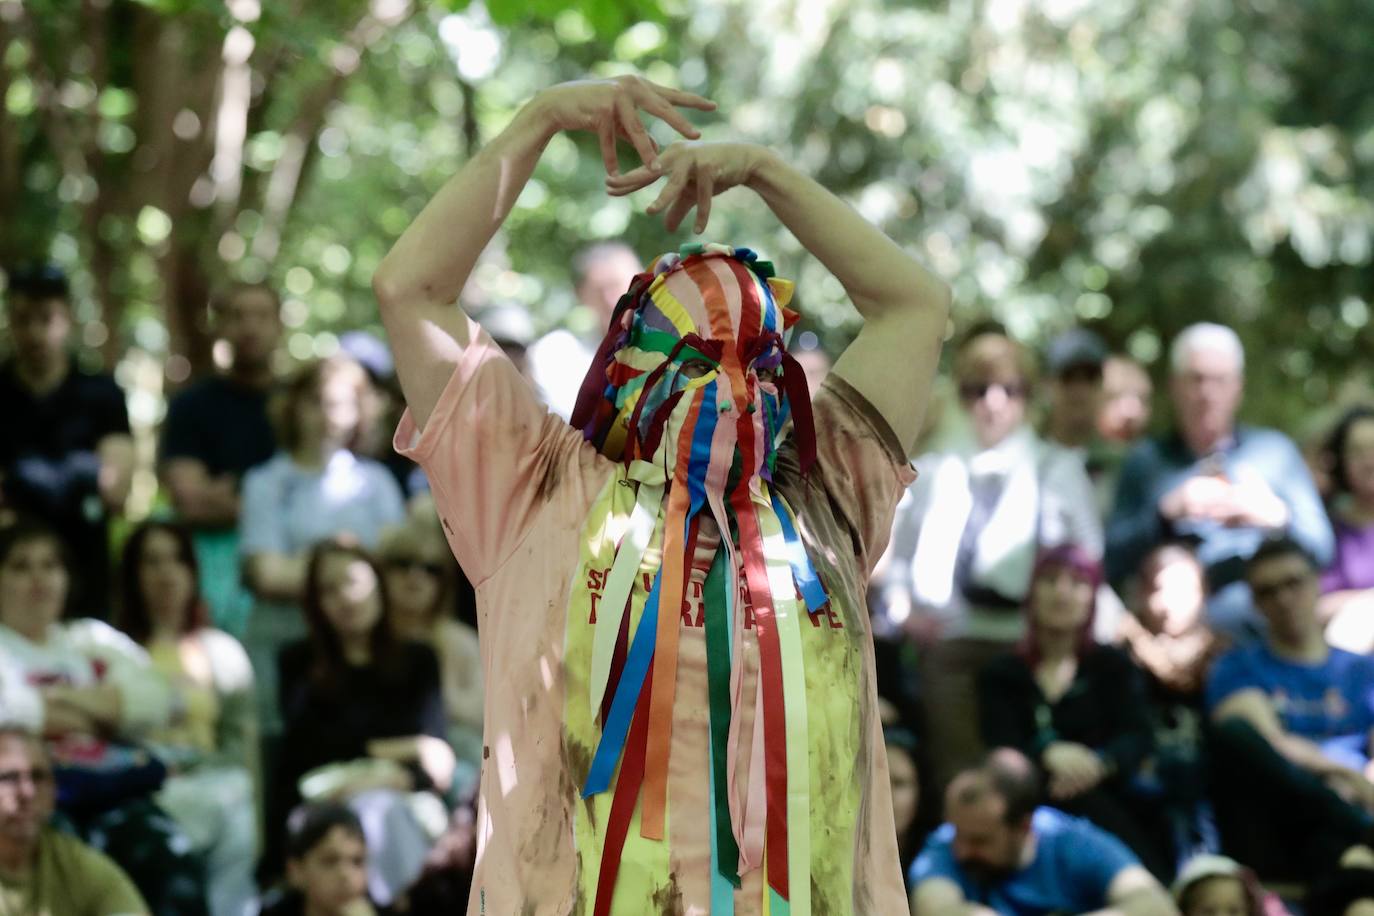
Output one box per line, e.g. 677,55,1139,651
977,545,1172,877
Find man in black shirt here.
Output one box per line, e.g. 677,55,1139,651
160,281,281,631
0,265,133,617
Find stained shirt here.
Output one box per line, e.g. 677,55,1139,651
394,316,914,915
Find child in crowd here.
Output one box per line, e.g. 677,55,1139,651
260,803,382,916
273,539,451,905
1172,854,1289,916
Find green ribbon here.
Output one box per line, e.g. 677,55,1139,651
704,546,742,887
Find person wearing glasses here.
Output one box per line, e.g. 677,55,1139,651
1206,535,1374,882
0,727,147,915
879,320,1102,796
1107,323,1333,641
377,521,482,782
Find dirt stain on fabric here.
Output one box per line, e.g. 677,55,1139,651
649,874,685,915
535,450,564,503
563,739,597,828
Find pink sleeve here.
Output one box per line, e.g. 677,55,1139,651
808,374,918,574
393,316,593,584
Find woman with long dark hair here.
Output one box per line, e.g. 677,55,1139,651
238,355,406,736
274,538,453,906
977,544,1172,877
117,520,259,916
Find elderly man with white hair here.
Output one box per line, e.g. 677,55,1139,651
1106,322,1333,638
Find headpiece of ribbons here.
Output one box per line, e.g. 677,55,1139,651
569,244,828,915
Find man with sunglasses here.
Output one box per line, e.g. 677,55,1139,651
880,321,1102,795
0,727,147,914
1205,535,1374,881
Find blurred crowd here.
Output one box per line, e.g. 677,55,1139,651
2,248,1374,916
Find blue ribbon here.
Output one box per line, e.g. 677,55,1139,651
582,569,663,797
771,491,828,614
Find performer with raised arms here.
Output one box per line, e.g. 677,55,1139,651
372,72,949,914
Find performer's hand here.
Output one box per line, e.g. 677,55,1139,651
531,76,716,176
606,141,769,233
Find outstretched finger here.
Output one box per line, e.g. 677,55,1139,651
646,164,692,216
638,93,702,140
605,161,669,195
615,94,660,171
604,174,660,196
646,80,717,111
693,170,714,233
597,118,619,177
664,191,696,233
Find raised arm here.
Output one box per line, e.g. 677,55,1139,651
607,142,950,454
372,76,715,430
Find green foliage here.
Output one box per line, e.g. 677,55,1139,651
3,0,1372,441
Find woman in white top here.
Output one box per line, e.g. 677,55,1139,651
0,518,207,912
877,322,1103,794
0,520,171,749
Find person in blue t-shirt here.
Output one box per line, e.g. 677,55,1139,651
1206,534,1374,881
909,748,1176,916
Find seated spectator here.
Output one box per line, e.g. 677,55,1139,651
0,726,148,914
1206,535,1374,880
527,241,641,419
1041,327,1120,517
473,302,537,382
1171,854,1289,916
274,540,453,906
260,803,383,916
0,264,134,618
1307,847,1374,916
377,521,482,784
1122,543,1226,702
793,343,833,396
117,520,259,916
1319,406,1374,652
239,355,406,734
1098,354,1154,447
338,330,430,504
1107,323,1333,639
1120,542,1228,864
161,281,282,636
881,322,1102,792
0,519,205,912
978,545,1171,877
887,723,923,876
909,748,1177,916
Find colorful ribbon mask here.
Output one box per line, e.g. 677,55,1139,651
568,243,830,915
